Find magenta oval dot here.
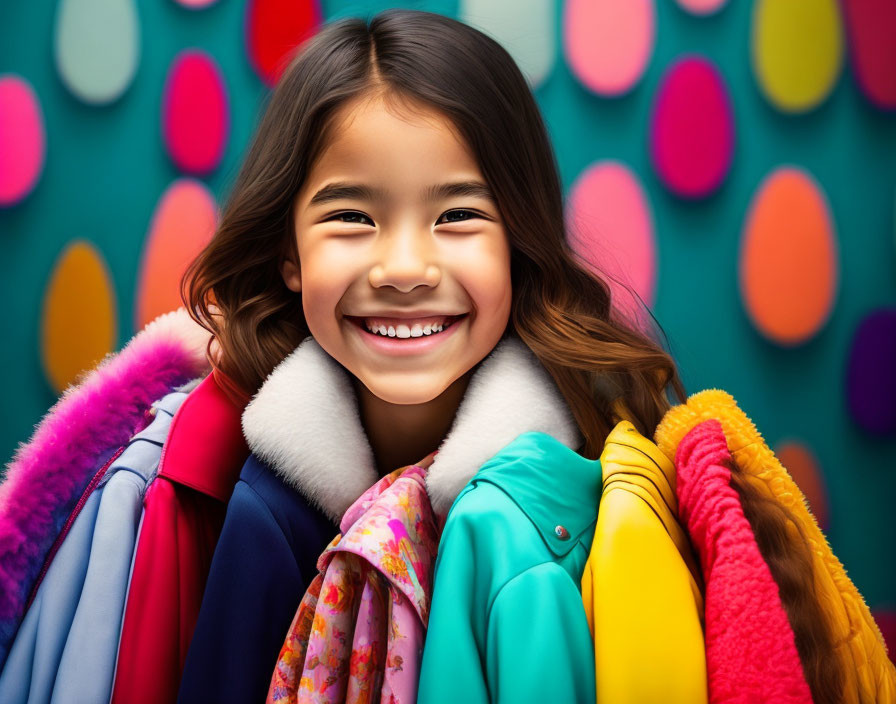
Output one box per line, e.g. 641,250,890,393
174,0,218,7
846,308,896,435
162,49,230,175
842,0,896,110
565,160,657,329
650,55,735,199
563,0,655,96
0,75,46,207
872,608,896,659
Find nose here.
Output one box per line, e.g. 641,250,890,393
368,227,441,293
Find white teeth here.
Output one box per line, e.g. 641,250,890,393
364,320,452,337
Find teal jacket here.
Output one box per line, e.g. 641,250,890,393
418,431,602,703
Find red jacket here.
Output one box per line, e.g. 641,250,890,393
111,370,250,703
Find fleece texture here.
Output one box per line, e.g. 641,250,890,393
656,389,896,704
242,334,583,522
0,308,211,667
674,418,812,703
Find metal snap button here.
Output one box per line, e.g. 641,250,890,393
554,525,570,540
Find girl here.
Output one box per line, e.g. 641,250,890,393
2,7,876,704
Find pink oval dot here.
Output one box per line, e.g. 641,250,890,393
566,160,657,330
163,50,229,175
246,0,321,88
842,0,896,110
774,440,829,531
676,0,727,15
0,75,46,207
563,0,655,96
650,55,735,199
174,0,218,7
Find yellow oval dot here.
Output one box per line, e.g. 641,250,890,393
42,240,117,393
752,0,843,113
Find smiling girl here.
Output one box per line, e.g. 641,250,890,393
4,7,886,704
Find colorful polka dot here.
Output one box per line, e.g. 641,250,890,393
136,179,218,330
0,75,45,207
163,49,230,175
55,0,140,104
871,608,896,660
751,0,844,113
739,167,839,346
842,0,896,110
460,0,555,89
650,55,735,198
774,440,829,531
42,240,117,394
246,0,322,87
676,0,727,16
846,308,896,435
563,0,655,96
566,160,657,329
174,0,218,8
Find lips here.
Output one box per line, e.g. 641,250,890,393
346,313,467,329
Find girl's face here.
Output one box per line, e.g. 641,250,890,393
283,92,512,406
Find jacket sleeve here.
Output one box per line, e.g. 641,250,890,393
486,562,595,704
176,479,307,704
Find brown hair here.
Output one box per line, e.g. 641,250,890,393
182,9,833,691
728,460,843,702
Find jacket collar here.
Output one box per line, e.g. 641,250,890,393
158,372,250,502
242,335,583,523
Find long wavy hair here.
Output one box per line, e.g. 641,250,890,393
182,10,837,696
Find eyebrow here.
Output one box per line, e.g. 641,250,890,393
307,180,497,207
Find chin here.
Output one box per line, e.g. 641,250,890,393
368,384,445,406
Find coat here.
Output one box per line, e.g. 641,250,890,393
0,308,211,670
111,367,251,704
417,429,600,704
179,333,585,703
580,418,707,704
654,389,896,704
0,389,188,704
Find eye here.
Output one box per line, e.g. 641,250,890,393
437,209,480,224
328,211,374,226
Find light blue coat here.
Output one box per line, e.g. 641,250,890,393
0,390,187,704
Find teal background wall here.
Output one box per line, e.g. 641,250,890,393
1,0,894,629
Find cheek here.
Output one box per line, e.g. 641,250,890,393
454,238,512,317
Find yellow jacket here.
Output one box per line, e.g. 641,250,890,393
654,389,896,704
581,419,708,703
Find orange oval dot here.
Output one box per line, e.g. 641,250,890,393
739,167,839,346
42,240,117,393
136,179,217,330
775,440,829,531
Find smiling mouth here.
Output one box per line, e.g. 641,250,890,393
345,314,467,338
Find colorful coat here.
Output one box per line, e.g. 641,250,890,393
581,419,707,704
268,456,439,704
655,389,896,704
0,308,211,670
180,333,584,703
418,431,601,704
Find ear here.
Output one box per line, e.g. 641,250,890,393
280,256,302,293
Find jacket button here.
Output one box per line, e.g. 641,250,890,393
554,525,569,540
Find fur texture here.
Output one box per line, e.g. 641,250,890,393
675,419,812,703
0,308,211,663
242,335,582,522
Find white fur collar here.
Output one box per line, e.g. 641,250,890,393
241,335,582,522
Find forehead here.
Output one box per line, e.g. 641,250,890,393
308,92,481,182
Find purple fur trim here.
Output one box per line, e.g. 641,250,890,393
0,309,210,646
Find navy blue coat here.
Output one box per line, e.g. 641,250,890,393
177,453,337,704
